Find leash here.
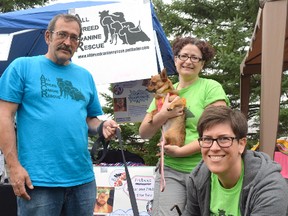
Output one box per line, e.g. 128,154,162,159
171,205,182,215
116,128,140,216
160,129,166,192
90,121,109,164
91,126,139,215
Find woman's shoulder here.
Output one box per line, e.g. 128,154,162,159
199,77,222,85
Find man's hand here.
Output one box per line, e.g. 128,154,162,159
102,120,119,140
9,164,33,200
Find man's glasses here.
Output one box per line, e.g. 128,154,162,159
198,136,237,148
177,54,203,63
51,31,80,43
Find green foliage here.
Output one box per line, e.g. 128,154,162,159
278,107,288,137
0,0,51,12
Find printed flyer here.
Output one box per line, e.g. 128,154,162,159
112,79,154,123
93,166,156,216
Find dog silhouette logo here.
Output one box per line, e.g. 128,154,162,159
56,78,85,101
99,10,150,45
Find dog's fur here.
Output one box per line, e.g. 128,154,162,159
146,68,186,147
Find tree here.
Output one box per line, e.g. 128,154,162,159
0,0,52,12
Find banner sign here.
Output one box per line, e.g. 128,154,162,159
93,166,156,215
70,2,158,84
112,79,154,123
0,34,13,61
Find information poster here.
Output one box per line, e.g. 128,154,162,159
112,79,154,123
93,166,156,216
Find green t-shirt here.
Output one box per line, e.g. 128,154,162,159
147,77,229,172
210,161,244,216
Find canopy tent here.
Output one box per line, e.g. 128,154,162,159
240,0,288,158
0,0,176,78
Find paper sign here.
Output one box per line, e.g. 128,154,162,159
112,79,154,123
0,34,13,61
93,166,155,216
70,2,158,84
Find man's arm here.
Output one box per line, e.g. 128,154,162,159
0,100,33,200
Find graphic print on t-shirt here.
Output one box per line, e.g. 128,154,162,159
40,75,85,101
210,209,234,216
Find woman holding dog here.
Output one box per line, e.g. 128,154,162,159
139,36,229,215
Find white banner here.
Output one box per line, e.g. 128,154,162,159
0,34,13,61
70,2,158,84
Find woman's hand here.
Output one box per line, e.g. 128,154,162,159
158,93,184,120
157,142,182,157
163,144,182,157
157,140,201,157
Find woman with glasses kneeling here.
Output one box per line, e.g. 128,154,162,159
182,106,288,216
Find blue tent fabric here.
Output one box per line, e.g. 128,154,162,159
0,1,176,77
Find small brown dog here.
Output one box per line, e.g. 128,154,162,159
146,68,186,147
146,68,186,191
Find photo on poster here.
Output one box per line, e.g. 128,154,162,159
94,186,115,215
113,97,127,112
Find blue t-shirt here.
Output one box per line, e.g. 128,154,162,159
0,55,103,187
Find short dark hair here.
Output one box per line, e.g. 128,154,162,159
47,14,82,37
172,36,215,65
197,106,248,139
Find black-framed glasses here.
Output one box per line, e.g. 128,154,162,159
198,136,237,148
51,31,80,43
177,54,202,63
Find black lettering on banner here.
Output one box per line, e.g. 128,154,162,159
82,25,100,32
78,42,104,51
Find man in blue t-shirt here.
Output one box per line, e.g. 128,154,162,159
0,14,118,216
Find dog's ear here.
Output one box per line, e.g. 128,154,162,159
160,68,168,81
